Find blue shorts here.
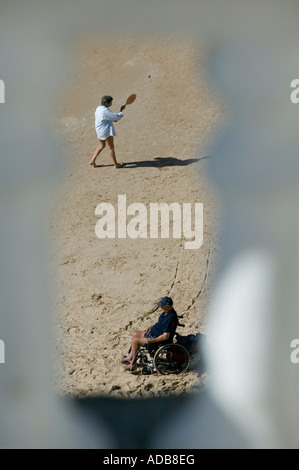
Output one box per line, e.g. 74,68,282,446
144,332,155,339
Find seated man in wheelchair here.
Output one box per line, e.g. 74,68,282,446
121,296,178,371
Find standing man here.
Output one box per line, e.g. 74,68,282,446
89,95,125,168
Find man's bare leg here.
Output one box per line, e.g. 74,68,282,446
122,331,147,369
106,136,123,168
89,139,106,166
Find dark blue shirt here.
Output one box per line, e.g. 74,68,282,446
150,309,178,340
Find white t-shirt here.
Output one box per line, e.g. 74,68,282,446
95,105,123,140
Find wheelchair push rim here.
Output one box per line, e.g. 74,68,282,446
153,343,190,375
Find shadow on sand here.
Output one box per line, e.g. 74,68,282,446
90,156,210,169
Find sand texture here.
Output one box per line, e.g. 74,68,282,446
51,34,224,399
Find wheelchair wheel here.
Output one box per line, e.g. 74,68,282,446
153,343,190,375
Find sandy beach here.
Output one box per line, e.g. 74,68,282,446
51,34,224,400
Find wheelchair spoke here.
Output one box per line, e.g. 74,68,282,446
153,344,190,375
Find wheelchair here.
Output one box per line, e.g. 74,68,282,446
136,341,190,375
129,333,190,375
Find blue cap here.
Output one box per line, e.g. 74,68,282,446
157,296,173,307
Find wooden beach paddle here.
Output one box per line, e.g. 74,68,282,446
123,93,136,107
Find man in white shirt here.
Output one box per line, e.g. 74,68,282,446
89,95,125,168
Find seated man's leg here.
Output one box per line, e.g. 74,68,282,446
122,331,148,366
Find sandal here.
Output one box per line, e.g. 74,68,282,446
121,356,130,364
